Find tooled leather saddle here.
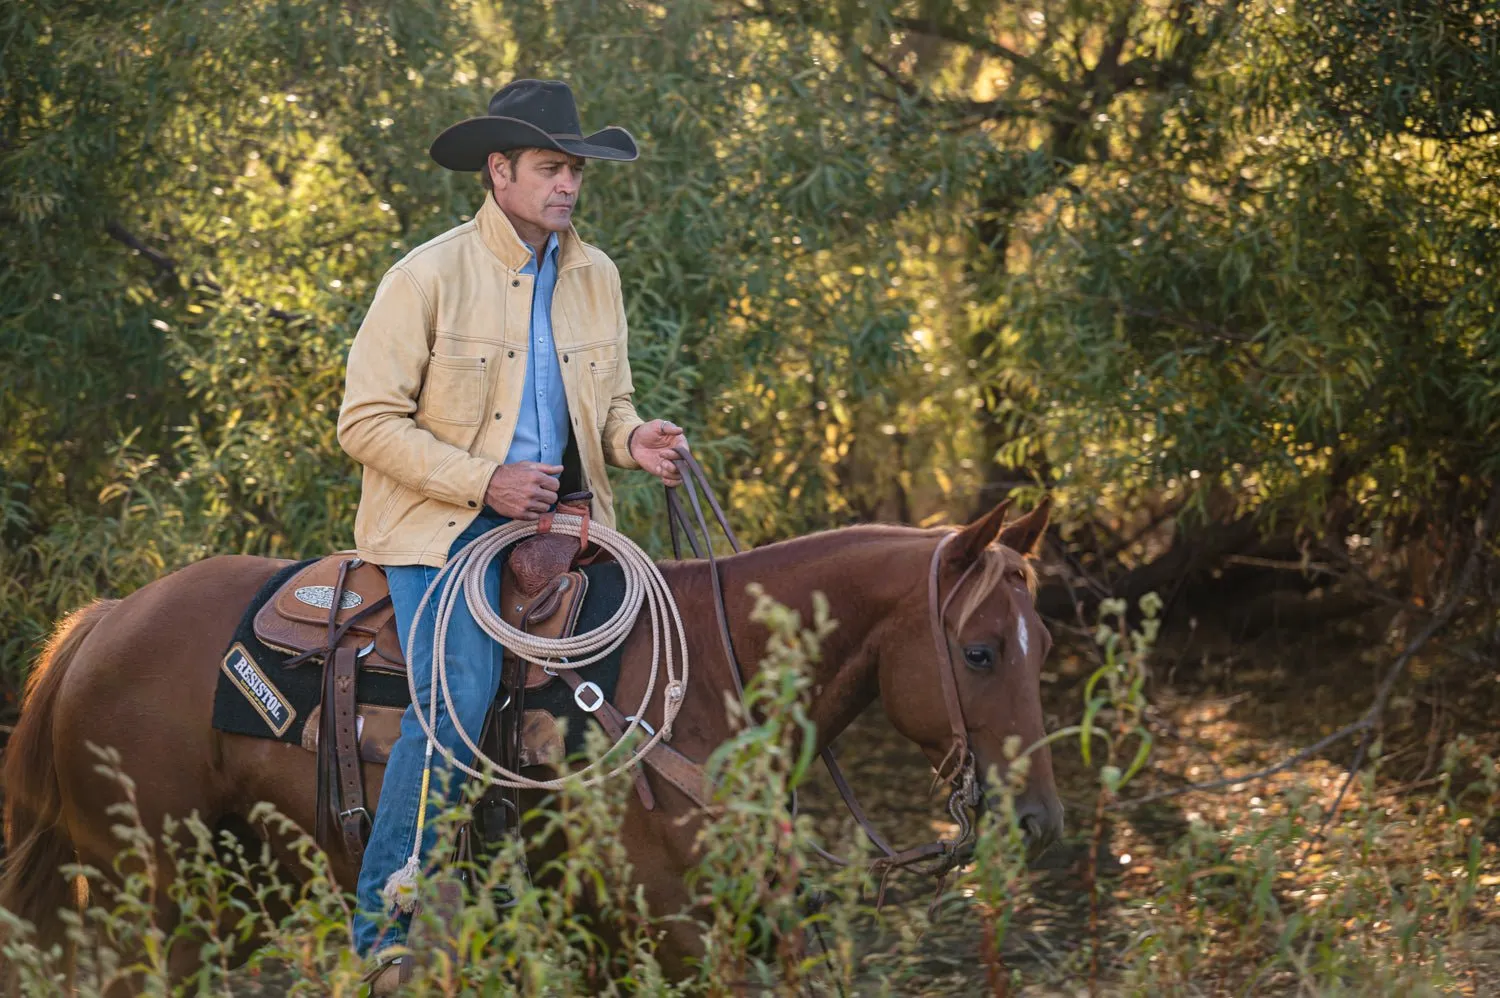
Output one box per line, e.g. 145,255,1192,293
251,495,604,862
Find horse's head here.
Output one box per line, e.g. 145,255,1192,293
878,498,1063,854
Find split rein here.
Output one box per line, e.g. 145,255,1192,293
407,448,988,888
664,450,989,887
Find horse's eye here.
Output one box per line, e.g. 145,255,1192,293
963,644,995,672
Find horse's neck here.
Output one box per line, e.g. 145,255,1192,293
709,527,933,750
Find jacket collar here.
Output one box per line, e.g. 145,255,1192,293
477,193,591,273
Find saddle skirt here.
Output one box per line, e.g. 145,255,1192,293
252,556,404,672
250,529,592,690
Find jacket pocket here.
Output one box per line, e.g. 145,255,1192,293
372,482,413,534
589,360,617,429
420,354,486,425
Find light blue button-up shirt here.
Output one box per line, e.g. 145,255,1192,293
503,233,570,468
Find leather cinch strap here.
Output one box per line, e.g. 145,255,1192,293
330,645,369,862
554,669,659,811
308,558,370,863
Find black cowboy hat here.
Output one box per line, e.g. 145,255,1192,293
429,79,638,172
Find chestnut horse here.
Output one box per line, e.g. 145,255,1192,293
0,497,1061,982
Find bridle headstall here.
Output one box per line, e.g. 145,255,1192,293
666,450,989,893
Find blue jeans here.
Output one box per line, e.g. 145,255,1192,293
352,512,509,955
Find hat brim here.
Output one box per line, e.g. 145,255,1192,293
429,116,639,172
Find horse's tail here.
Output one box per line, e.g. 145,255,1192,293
0,598,119,954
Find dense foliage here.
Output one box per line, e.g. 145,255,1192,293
4,0,1498,678
1,592,1495,995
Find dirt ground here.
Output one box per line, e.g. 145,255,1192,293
793,611,1500,997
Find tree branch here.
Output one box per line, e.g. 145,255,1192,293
105,221,307,324
1400,120,1500,142
105,221,179,279
888,15,1075,95
1115,0,1244,93
859,52,1042,125
860,50,918,96
1113,719,1370,808
1300,486,1500,854
1111,301,1258,344
1086,6,1135,92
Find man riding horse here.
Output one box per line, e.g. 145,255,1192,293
335,78,686,987
0,73,1064,998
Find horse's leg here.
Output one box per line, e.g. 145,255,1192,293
223,732,372,890
619,804,706,980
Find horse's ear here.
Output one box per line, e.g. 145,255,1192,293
998,496,1052,557
946,498,1013,567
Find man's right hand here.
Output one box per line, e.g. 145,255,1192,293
484,462,564,520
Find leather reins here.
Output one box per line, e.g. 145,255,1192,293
665,449,988,883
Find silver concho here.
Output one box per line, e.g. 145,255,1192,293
293,585,364,611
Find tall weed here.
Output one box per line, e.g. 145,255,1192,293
2,592,1496,996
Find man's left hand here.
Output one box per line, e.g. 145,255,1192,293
629,419,688,487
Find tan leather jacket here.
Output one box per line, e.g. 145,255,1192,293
337,194,644,567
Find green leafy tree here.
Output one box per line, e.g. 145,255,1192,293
4,0,1498,688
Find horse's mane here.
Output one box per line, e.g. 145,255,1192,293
718,521,1039,632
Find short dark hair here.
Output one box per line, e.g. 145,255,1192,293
479,148,532,191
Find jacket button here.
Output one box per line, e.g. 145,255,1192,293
512,279,520,287
467,500,477,508
508,350,515,357
494,412,502,420
562,354,569,363
448,520,456,527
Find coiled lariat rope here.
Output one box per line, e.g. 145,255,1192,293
385,512,689,909
408,513,689,790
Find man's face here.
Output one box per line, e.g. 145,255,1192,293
489,149,585,236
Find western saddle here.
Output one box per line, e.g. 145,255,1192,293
249,494,705,864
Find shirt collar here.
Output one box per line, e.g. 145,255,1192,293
519,233,559,276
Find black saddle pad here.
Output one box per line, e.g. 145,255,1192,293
211,558,627,757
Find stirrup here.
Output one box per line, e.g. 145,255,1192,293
362,953,414,995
